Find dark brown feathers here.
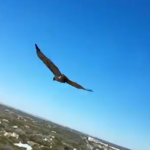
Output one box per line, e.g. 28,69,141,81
35,44,93,92
65,76,93,92
35,44,62,76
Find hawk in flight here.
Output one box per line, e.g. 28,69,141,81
35,44,93,92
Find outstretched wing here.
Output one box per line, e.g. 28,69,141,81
66,78,93,92
35,44,62,76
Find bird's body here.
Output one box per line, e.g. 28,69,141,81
55,75,63,82
54,74,66,83
35,44,93,92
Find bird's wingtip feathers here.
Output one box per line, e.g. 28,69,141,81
35,44,40,52
86,89,93,92
35,43,38,48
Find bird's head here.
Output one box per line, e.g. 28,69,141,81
53,77,56,81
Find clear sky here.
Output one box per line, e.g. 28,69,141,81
0,0,150,150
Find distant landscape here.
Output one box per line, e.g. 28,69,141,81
0,103,131,150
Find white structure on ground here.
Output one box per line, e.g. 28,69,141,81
14,142,32,150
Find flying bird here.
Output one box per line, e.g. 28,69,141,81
35,44,93,92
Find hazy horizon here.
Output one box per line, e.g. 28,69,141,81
0,1,150,150
0,102,131,150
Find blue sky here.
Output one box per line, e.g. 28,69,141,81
0,0,150,149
